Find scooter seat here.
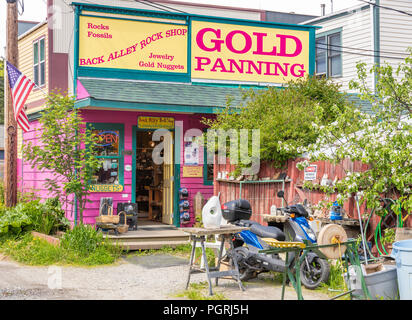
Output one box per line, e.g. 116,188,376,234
250,224,285,241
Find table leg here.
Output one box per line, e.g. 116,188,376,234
200,238,214,296
229,237,245,292
215,235,225,286
295,253,304,300
281,252,288,300
186,236,197,290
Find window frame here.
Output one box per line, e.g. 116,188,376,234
315,28,342,78
33,37,46,87
87,122,125,189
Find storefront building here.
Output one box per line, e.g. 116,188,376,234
18,2,317,227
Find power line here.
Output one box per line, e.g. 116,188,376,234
315,45,407,60
134,0,174,13
317,43,409,57
144,1,188,14
357,0,412,17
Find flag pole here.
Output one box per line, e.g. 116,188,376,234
4,0,19,207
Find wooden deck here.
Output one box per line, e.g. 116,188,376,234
106,219,190,250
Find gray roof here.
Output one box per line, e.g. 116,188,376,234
77,78,372,114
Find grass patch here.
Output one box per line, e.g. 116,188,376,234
316,259,350,300
174,282,227,300
0,227,123,267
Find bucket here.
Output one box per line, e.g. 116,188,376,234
345,264,398,300
391,239,412,300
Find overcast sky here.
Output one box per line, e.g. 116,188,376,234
1,0,364,57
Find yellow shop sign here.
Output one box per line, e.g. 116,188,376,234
191,21,310,84
89,184,124,192
138,116,175,129
78,16,188,73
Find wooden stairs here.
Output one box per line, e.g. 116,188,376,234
106,220,190,250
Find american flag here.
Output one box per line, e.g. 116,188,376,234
6,61,35,132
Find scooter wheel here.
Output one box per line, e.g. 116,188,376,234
233,247,258,282
300,257,330,290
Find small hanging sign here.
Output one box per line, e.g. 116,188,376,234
138,116,174,129
89,184,124,192
182,166,203,178
304,165,317,181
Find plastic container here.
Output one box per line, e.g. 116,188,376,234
345,264,398,300
202,195,223,229
329,201,342,221
391,239,412,300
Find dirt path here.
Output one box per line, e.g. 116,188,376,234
0,254,330,300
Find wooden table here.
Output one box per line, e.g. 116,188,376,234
181,225,250,296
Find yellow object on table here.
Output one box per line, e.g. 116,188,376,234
262,238,306,249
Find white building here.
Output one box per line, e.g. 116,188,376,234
302,0,412,94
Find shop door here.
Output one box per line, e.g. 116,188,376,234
162,132,174,225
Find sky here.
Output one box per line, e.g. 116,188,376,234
0,0,364,57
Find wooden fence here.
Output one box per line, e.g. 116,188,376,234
213,156,411,244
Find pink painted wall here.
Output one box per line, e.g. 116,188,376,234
19,110,214,226
17,120,75,220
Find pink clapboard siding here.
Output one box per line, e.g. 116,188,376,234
19,109,214,226
18,120,75,220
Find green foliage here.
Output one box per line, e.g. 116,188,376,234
23,93,100,224
174,282,227,300
60,224,122,264
381,228,396,246
317,260,350,300
202,76,348,168
0,198,69,236
293,51,412,215
0,233,121,266
0,207,32,236
24,197,70,235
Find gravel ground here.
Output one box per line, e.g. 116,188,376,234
0,253,330,300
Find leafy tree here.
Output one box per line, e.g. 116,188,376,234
294,51,412,216
23,94,100,224
202,75,348,168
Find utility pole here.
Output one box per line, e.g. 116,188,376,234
4,0,18,207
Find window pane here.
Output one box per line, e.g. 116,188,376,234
330,55,342,76
316,37,326,74
316,58,326,74
328,33,341,57
33,42,38,64
92,158,119,185
207,163,214,181
40,39,45,61
34,65,39,85
93,130,120,156
40,62,45,85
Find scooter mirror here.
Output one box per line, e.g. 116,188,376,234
277,190,284,198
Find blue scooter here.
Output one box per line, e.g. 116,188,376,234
222,191,330,289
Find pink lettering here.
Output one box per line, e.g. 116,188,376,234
277,34,302,57
226,30,252,54
194,56,211,71
196,28,224,52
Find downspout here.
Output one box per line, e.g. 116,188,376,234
372,0,380,93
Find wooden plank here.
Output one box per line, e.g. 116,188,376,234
181,225,249,236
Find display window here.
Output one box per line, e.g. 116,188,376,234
87,123,124,189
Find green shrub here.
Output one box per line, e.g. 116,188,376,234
60,224,122,264
0,208,32,235
0,198,69,236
